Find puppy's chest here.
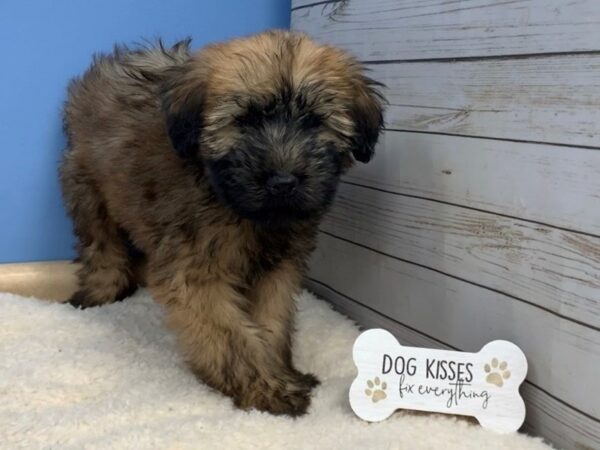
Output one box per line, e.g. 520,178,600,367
198,223,295,280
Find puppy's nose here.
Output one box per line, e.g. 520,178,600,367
266,173,298,195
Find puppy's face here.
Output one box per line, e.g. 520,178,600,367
162,31,384,227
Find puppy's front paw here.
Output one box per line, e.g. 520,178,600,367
67,290,100,309
294,370,320,389
235,372,315,417
67,284,136,309
272,388,312,417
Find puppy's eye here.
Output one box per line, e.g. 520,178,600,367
301,113,322,130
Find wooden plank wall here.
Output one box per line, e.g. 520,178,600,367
291,1,600,449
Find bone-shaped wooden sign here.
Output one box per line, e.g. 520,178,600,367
349,329,528,433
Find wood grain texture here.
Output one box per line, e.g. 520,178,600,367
367,55,600,147
292,0,600,61
292,0,337,9
522,386,600,450
305,277,600,450
296,1,600,448
345,131,600,236
308,233,600,419
321,183,600,329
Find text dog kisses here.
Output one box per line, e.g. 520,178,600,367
382,354,491,409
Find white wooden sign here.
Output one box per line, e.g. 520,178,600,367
349,329,528,433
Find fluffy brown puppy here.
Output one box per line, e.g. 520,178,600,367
60,30,384,416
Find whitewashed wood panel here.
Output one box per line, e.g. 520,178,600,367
308,233,600,418
295,2,600,448
345,131,600,236
292,0,600,61
521,386,600,450
292,0,332,8
321,183,600,329
367,55,600,147
304,276,600,450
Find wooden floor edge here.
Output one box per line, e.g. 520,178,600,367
0,260,80,301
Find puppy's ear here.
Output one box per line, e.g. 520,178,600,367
348,75,385,163
160,64,205,158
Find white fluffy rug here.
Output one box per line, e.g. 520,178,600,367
0,289,551,450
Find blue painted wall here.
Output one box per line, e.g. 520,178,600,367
0,0,290,263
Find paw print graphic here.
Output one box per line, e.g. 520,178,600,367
484,358,511,387
364,376,387,403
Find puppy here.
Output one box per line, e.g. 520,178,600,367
60,30,384,416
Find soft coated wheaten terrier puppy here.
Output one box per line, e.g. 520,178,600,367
60,30,384,416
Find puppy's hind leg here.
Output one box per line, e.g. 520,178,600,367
60,157,137,308
68,205,137,309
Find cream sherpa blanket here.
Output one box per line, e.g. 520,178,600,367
0,290,551,449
